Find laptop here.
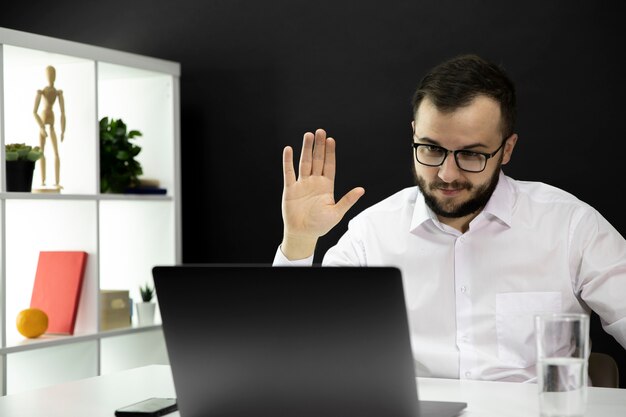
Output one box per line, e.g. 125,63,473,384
153,265,467,417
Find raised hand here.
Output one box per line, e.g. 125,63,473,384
280,129,365,260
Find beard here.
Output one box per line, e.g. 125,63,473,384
414,161,502,219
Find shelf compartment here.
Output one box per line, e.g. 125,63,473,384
2,45,97,194
6,340,98,395
99,200,175,329
4,199,98,346
98,62,175,196
0,200,4,349
100,328,169,375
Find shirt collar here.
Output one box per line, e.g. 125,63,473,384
409,171,514,233
410,190,434,232
481,171,514,227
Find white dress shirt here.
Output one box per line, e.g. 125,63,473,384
273,172,626,382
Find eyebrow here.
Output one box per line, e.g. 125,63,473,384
415,136,489,150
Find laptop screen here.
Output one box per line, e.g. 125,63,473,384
153,265,420,417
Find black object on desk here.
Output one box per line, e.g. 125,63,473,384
115,397,178,416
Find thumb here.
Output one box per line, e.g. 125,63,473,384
335,187,365,217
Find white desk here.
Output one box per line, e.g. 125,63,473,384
0,365,624,416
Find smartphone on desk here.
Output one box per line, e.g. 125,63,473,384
115,397,178,416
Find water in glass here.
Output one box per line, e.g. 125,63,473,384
538,357,587,417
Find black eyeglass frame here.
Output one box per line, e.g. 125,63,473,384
411,138,508,173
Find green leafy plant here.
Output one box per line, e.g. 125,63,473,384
5,143,42,162
139,282,155,302
99,117,143,193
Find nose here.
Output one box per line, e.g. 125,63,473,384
437,153,463,183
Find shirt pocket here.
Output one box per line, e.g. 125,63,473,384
495,292,562,367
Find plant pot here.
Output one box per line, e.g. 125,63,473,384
6,160,36,192
136,302,156,326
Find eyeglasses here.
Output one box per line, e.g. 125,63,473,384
412,139,506,173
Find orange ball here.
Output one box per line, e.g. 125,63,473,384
16,308,49,338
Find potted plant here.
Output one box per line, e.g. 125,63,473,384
99,117,143,193
5,143,43,192
136,282,156,326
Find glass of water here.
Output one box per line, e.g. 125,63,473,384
535,313,590,417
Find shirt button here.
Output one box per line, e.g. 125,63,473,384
465,371,471,378
460,286,467,293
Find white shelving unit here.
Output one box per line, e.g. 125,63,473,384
0,27,181,395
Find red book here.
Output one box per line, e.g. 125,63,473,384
30,251,88,335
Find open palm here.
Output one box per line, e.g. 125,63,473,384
281,129,364,259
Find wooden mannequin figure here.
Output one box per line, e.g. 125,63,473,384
33,65,66,192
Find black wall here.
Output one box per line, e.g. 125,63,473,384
3,0,624,386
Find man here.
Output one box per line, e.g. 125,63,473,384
273,54,626,382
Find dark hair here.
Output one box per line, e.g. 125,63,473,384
412,54,516,138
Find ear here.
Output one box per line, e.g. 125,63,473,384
501,134,518,165
411,120,415,133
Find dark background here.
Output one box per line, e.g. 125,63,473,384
2,0,624,386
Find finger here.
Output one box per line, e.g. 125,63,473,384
283,146,296,187
311,128,327,176
298,132,314,178
335,187,365,217
322,137,336,180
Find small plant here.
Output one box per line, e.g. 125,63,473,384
139,283,155,302
5,143,43,162
100,117,143,193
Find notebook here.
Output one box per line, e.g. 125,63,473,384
152,265,467,417
31,251,88,335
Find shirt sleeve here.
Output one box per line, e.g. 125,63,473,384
322,220,367,266
272,217,367,267
573,207,626,349
272,246,314,266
